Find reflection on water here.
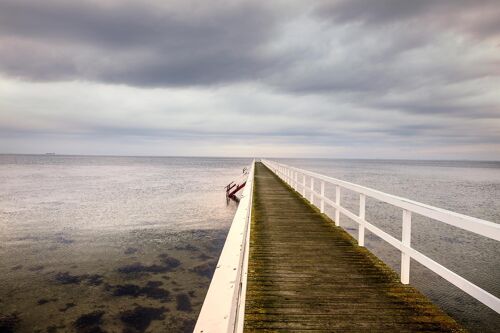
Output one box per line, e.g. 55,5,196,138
0,155,250,333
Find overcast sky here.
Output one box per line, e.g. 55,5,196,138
1,0,499,159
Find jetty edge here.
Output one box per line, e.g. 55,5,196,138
194,160,500,332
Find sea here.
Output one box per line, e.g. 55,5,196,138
0,155,498,332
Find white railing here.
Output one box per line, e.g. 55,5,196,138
194,160,254,333
262,159,500,314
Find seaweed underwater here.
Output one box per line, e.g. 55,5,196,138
0,229,227,333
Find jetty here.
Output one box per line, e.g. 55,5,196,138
194,160,500,332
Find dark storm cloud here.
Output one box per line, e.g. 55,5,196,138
0,0,284,85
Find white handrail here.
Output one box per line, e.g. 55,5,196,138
262,159,500,314
194,160,255,333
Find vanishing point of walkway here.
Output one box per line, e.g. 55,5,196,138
244,162,463,332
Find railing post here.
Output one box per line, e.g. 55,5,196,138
320,181,325,213
401,209,412,284
335,186,340,226
358,194,366,247
310,178,314,203
294,172,298,190
302,175,306,196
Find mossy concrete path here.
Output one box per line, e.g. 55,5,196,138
244,162,464,332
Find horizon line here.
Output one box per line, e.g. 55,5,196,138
1,153,499,163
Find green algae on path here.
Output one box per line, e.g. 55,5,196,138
244,162,466,332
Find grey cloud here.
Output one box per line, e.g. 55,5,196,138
1,0,498,94
0,0,499,159
374,99,500,118
316,0,432,25
316,0,500,39
0,0,284,85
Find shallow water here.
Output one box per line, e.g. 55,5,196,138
1,156,499,332
276,158,500,332
0,155,251,332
